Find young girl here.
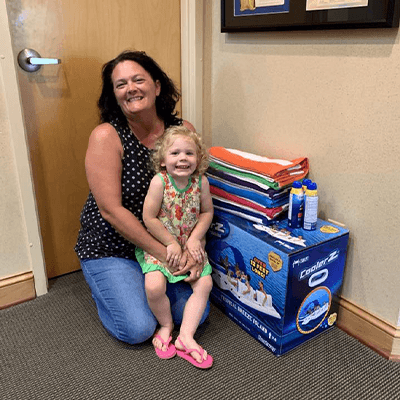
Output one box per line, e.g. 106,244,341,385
135,126,214,369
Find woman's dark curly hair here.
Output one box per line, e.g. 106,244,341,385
98,50,182,127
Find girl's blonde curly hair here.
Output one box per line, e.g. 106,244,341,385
150,125,209,176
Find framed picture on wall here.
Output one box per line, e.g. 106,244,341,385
221,0,400,32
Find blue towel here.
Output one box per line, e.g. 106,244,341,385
211,196,288,225
208,176,288,209
207,167,290,199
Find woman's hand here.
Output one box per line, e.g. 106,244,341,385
166,241,182,271
173,249,203,282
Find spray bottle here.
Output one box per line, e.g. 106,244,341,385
303,182,318,231
302,179,312,193
288,181,304,228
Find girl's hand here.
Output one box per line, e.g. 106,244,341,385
166,242,182,271
185,238,205,264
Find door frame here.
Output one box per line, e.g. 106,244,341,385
0,0,203,296
181,0,203,134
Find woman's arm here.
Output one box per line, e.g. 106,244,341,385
85,123,167,262
182,120,196,131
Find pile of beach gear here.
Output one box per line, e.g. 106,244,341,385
206,147,309,225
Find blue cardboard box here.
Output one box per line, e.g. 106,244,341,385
205,210,349,356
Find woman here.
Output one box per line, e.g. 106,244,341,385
75,50,208,345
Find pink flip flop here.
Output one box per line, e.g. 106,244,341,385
153,335,176,359
176,337,213,369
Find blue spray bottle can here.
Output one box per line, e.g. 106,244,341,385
302,179,312,193
302,178,312,218
288,181,304,228
303,182,318,231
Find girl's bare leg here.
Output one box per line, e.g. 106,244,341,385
145,271,174,351
175,275,213,362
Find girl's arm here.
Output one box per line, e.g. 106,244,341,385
188,175,214,242
143,175,182,268
143,175,178,247
185,176,214,263
85,123,167,262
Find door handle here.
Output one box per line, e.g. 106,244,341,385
17,48,61,72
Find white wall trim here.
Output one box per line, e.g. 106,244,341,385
180,0,203,133
0,0,47,296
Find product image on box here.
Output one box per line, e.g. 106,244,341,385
206,210,349,356
296,287,330,334
212,256,281,319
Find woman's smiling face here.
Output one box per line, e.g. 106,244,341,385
111,60,161,117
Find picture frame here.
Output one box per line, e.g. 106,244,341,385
221,0,400,32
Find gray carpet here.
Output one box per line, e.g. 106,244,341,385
0,271,399,400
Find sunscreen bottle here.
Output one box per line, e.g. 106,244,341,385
302,179,312,193
303,182,318,231
288,181,304,228
302,179,312,216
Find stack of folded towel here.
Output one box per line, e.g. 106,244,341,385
206,147,309,224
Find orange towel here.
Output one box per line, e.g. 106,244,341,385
209,147,309,181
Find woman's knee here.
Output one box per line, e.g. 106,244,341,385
111,314,157,345
80,257,157,344
97,304,157,345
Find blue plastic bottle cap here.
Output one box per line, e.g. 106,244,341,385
308,182,317,190
302,178,312,187
292,181,302,188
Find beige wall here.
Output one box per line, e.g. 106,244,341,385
0,0,47,295
0,68,31,276
204,2,400,327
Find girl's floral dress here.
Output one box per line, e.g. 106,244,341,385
136,171,212,283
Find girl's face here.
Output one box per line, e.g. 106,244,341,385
111,60,161,118
161,136,198,182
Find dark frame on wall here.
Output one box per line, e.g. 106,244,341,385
221,0,400,32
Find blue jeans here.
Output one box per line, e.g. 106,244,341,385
80,257,210,345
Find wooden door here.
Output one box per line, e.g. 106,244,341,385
6,0,181,278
